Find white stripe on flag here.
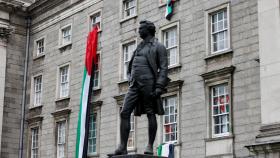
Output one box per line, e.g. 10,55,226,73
78,74,91,158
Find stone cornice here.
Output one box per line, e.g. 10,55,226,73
26,115,43,124
114,94,126,106
51,108,72,118
0,0,31,12
28,0,66,15
246,141,280,154
92,100,103,107
200,66,235,80
30,0,101,34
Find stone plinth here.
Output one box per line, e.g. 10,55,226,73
109,154,166,158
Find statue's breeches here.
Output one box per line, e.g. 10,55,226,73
120,80,155,119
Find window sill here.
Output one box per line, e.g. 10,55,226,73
168,64,182,70
159,3,166,8
93,87,101,92
120,15,138,24
117,80,128,84
204,49,233,60
205,135,234,142
58,43,72,50
29,104,43,110
87,153,99,158
55,97,70,103
33,54,45,60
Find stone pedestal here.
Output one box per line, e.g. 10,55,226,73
109,154,167,158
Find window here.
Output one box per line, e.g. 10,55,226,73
160,23,180,67
122,41,135,80
36,38,44,55
93,53,100,89
33,75,42,106
90,12,101,30
127,114,135,149
87,101,102,156
211,84,230,137
61,25,72,46
88,112,97,154
163,96,178,143
123,0,136,19
31,127,39,158
211,9,229,53
57,121,66,158
164,27,178,66
59,65,69,98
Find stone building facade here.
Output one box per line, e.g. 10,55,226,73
0,0,280,158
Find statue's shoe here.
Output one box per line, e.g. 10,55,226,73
107,147,128,157
144,146,153,155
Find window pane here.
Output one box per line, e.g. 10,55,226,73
88,113,97,154
123,41,135,80
163,96,178,142
211,84,230,136
91,12,101,29
60,65,69,97
211,9,228,53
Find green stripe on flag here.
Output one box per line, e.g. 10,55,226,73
75,68,87,158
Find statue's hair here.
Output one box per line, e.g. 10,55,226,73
139,20,156,36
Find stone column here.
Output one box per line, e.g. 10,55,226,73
0,10,11,155
258,0,280,126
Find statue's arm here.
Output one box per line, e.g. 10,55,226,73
155,44,169,89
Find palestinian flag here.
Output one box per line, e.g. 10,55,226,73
75,26,98,158
157,143,175,158
165,0,176,20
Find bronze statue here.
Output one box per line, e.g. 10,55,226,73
109,20,170,156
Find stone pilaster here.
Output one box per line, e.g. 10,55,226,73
0,10,11,155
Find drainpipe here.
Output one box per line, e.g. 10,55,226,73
19,16,31,158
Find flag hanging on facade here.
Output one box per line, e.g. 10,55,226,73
75,26,98,158
157,143,175,158
165,0,176,20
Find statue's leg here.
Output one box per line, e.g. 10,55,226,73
140,84,157,155
147,114,157,149
111,84,139,155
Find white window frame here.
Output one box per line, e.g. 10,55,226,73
34,37,45,56
59,24,72,47
89,10,102,31
57,63,70,99
57,120,66,158
162,95,178,143
120,39,136,81
206,3,231,55
159,22,180,68
210,83,231,138
88,112,97,155
121,0,137,21
33,74,43,107
87,102,102,157
93,51,101,90
31,127,39,158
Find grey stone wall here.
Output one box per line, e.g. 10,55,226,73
1,12,27,158
24,0,261,158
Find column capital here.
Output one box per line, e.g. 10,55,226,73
0,27,12,39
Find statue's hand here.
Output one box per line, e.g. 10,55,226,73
150,88,163,98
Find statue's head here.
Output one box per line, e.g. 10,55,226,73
139,20,156,39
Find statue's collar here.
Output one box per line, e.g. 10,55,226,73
141,37,157,45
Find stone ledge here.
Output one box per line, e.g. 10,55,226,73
110,154,166,158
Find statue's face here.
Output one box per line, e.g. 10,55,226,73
138,24,150,39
